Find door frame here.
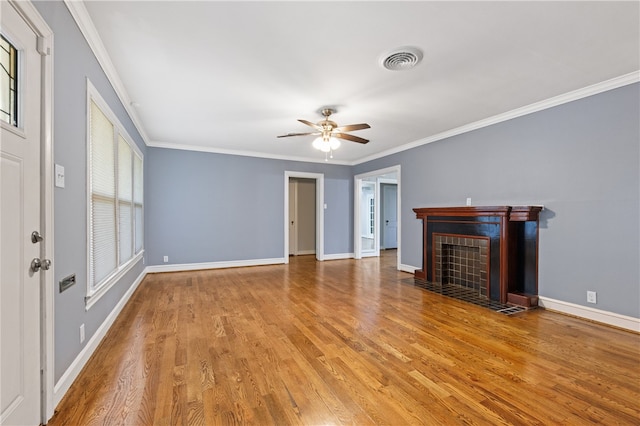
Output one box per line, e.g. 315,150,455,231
6,1,55,423
354,165,401,268
284,171,324,262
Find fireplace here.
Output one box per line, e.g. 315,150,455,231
413,206,543,307
434,234,489,297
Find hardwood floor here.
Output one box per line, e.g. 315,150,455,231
48,252,640,425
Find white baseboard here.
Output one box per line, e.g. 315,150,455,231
323,252,354,260
538,296,640,333
53,268,147,407
146,257,285,273
399,263,419,274
295,249,316,256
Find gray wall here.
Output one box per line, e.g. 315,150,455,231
145,148,353,264
34,1,147,382
354,83,640,318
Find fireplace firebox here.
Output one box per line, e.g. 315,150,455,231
413,206,543,307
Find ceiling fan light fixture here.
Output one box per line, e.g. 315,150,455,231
381,46,423,71
329,137,340,150
312,137,328,152
278,108,369,160
313,135,340,153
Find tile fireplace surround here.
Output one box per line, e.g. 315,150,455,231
413,206,543,307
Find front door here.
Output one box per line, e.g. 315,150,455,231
1,2,43,425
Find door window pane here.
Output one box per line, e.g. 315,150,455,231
0,35,18,127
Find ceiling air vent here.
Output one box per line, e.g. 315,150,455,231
381,46,423,71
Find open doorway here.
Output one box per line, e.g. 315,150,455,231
380,182,398,250
354,166,401,268
288,178,316,256
284,171,324,262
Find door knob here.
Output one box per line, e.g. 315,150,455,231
31,258,51,272
31,231,44,243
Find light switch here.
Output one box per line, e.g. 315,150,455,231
55,164,65,188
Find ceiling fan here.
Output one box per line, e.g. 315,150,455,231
278,108,370,159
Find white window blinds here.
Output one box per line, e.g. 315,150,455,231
118,136,133,265
133,154,144,254
88,89,143,299
90,100,117,287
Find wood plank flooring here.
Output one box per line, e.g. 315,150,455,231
48,252,640,425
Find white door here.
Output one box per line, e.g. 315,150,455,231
382,184,398,249
360,182,377,255
1,2,43,425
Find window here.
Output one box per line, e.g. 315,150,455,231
87,82,143,306
1,34,18,127
369,197,375,236
363,192,375,239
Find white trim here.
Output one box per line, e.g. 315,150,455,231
60,0,640,168
284,171,325,263
323,253,354,261
296,249,316,256
399,264,419,274
146,257,285,273
289,179,298,255
149,140,352,165
53,268,147,409
538,296,640,333
353,71,640,165
85,253,144,310
353,165,402,270
63,0,150,146
7,1,55,422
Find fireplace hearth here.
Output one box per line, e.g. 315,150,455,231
413,206,543,307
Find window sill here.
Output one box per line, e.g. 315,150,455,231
85,250,144,311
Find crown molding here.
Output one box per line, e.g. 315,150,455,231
62,1,638,166
353,71,640,166
146,140,352,165
63,0,150,146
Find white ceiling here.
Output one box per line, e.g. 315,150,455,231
80,1,639,164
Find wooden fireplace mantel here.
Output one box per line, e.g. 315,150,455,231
412,206,542,220
413,206,543,307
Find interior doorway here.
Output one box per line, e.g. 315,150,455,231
284,171,324,262
288,178,316,256
380,182,398,250
354,166,401,268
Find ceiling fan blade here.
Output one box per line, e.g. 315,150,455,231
298,119,323,130
277,132,319,138
334,132,369,144
334,123,370,132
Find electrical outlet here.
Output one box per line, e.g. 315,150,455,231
80,324,85,343
163,256,168,263
466,198,472,206
587,291,597,304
